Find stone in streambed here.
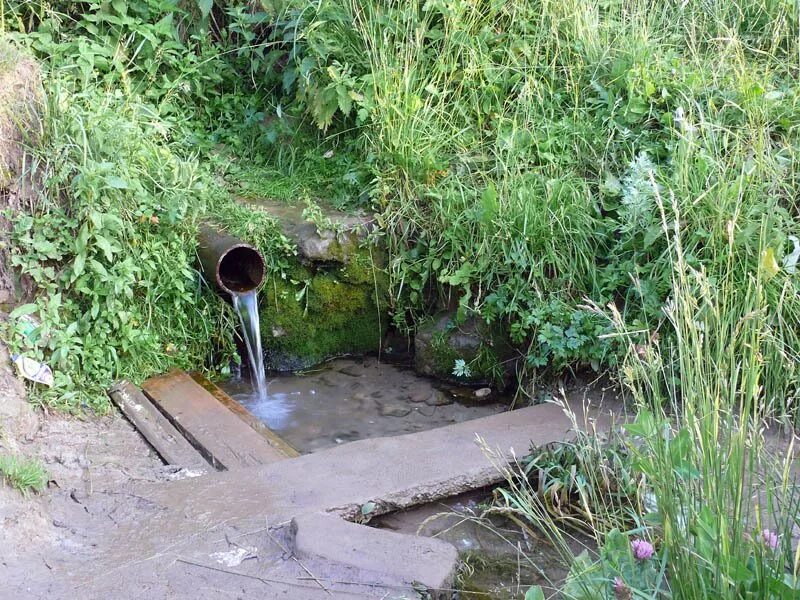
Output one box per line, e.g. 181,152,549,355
425,391,454,407
379,403,412,418
414,311,515,387
338,364,363,377
408,389,431,403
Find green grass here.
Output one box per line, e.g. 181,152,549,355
492,198,800,598
278,0,800,415
4,81,240,411
224,132,370,211
1,3,799,594
0,453,47,495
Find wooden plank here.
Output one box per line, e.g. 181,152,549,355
108,380,210,471
189,372,299,458
142,370,290,470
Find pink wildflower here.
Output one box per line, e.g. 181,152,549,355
761,529,779,551
613,576,632,600
631,538,655,560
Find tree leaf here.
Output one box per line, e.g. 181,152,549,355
9,303,39,319
197,0,213,18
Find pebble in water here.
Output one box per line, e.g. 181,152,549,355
425,391,454,406
379,403,412,418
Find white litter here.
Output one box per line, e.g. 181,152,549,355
783,235,799,274
209,546,257,567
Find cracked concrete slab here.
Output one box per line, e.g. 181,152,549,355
27,399,615,599
290,512,459,594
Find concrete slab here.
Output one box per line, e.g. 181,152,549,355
56,399,614,599
291,512,458,593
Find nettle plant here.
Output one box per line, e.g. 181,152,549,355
7,88,237,410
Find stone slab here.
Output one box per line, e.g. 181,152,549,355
291,512,458,593
66,399,614,599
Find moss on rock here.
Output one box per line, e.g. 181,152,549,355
259,247,388,371
414,312,513,387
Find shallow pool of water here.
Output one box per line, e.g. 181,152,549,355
373,491,595,599
219,357,507,453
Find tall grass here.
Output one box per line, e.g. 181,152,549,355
286,0,800,415
492,192,800,597
611,191,799,597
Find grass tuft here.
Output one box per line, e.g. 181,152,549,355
0,453,47,495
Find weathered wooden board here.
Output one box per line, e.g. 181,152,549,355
189,372,299,458
142,370,291,470
109,380,210,471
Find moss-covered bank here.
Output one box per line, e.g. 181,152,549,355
236,201,388,371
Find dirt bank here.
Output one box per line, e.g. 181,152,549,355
0,340,180,597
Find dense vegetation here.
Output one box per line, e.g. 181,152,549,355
1,0,799,597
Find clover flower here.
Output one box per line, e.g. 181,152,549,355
761,529,779,551
613,576,632,600
631,538,655,560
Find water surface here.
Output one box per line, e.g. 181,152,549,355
220,357,506,453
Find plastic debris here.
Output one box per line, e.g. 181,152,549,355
17,314,40,339
10,354,54,387
784,235,799,274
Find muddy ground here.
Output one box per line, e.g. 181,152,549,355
0,342,186,597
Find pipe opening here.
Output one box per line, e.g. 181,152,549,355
218,246,265,294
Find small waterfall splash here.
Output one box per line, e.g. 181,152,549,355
232,290,268,401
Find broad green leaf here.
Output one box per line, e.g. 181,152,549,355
524,586,545,600
10,303,38,319
197,0,213,18
94,235,117,261
73,253,86,278
76,224,90,253
480,183,498,224
105,175,129,189
89,259,109,278
761,247,780,278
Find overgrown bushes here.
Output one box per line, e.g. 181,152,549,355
7,85,238,410
0,0,279,409
266,0,800,413
2,0,800,418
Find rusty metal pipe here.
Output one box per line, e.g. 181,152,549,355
197,224,265,295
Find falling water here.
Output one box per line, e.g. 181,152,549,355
231,290,268,401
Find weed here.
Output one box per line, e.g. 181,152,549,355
0,453,47,495
494,197,800,598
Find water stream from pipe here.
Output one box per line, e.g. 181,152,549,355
232,290,268,401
